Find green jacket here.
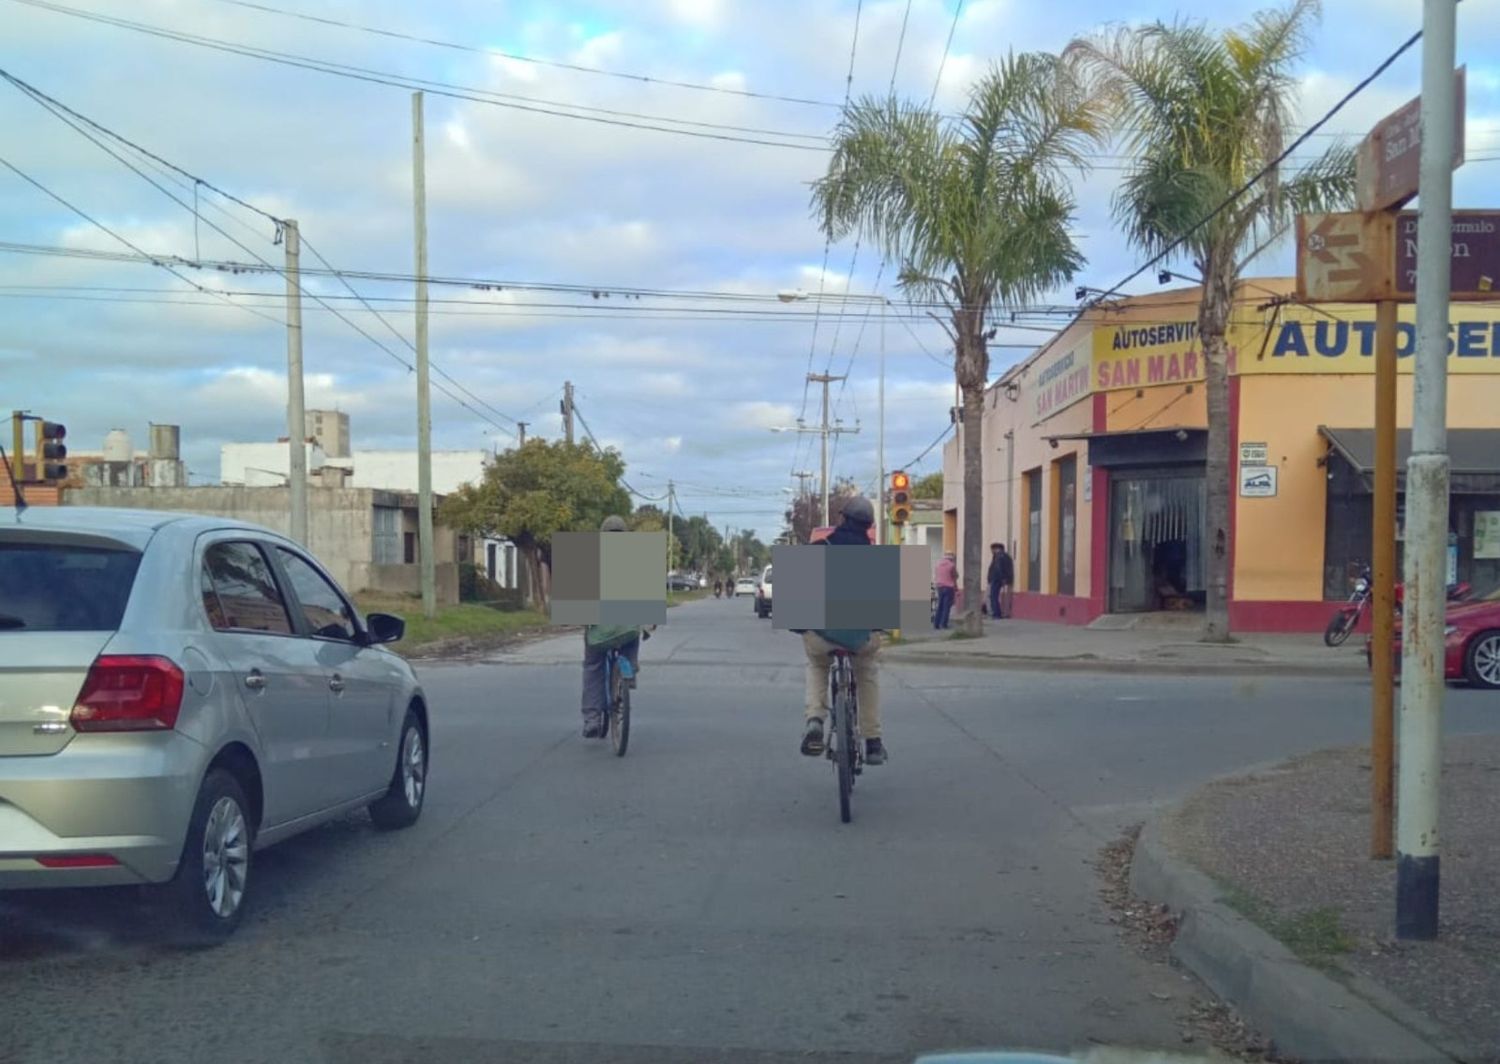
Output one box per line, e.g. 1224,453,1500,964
586,624,638,650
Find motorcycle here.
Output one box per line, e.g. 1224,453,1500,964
1325,566,1474,647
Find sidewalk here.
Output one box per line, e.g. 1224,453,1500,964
1136,736,1500,1062
881,614,1367,677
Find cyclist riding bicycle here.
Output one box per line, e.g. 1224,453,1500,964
579,514,641,739
796,495,886,766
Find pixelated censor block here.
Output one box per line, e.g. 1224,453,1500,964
550,531,667,626
770,544,928,631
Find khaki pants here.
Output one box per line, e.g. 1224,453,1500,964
802,632,881,739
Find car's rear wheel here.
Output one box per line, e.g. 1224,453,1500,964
370,708,427,829
1464,630,1500,690
162,768,253,945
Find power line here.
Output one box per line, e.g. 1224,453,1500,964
0,151,284,327
901,424,953,471
208,0,839,110
2,70,525,438
929,0,964,107
9,0,831,152
890,0,914,94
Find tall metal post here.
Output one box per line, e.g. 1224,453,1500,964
283,219,308,546
878,300,887,545
413,92,435,620
1396,0,1457,941
1371,299,1398,859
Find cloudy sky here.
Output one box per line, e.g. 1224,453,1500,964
3,0,1496,538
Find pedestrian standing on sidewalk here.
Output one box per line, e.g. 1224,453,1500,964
987,543,1004,621
933,552,958,630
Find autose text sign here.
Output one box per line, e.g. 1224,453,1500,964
1394,211,1500,300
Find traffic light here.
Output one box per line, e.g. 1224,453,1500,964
889,470,911,525
35,420,66,482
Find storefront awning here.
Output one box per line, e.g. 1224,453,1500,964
1319,426,1500,495
1046,428,1207,468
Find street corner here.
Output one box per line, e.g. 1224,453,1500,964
1128,740,1500,1063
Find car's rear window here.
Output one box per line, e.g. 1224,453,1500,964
0,541,142,632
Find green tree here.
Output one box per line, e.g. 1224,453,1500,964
783,476,864,544
812,54,1108,634
912,472,944,500
1066,1,1354,639
441,439,631,610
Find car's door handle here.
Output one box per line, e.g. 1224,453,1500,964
328,674,345,694
244,670,267,691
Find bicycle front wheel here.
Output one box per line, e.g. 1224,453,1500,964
610,678,631,757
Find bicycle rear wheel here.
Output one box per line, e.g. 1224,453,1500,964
834,684,853,823
610,673,631,757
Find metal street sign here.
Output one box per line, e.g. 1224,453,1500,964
1239,441,1267,465
1239,465,1277,498
1393,210,1500,299
1356,66,1466,213
1296,212,1394,302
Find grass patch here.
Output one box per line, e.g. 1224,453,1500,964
667,588,712,607
1218,882,1354,967
354,593,547,654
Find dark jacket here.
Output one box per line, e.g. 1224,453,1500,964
988,550,1015,586
816,518,874,650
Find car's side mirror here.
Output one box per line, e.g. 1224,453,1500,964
365,612,405,645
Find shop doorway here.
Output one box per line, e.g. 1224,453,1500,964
1108,471,1206,613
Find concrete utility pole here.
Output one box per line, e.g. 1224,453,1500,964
1003,429,1015,553
516,421,528,446
805,372,857,525
282,218,308,546
561,381,575,445
1371,298,1398,859
1397,0,1457,941
877,300,886,545
413,91,436,621
667,479,675,572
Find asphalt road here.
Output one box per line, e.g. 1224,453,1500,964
5,595,1499,1064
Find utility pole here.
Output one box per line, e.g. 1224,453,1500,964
667,479,675,573
516,421,528,446
1396,0,1457,941
282,218,308,546
794,372,858,525
561,381,575,445
877,300,886,545
1003,430,1015,553
413,91,435,620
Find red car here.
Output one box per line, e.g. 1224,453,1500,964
1370,591,1500,689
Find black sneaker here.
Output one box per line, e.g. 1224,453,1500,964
864,738,888,765
582,713,604,739
800,717,825,756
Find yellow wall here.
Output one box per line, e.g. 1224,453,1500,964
1234,373,1500,601
1103,382,1207,433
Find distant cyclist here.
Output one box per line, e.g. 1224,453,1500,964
579,515,641,739
795,496,886,766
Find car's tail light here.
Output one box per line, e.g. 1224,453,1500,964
36,854,120,868
70,655,185,732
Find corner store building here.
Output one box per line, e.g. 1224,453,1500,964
939,279,1500,631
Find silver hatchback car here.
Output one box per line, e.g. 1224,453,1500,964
0,507,429,942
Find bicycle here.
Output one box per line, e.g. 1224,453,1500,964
826,648,863,823
600,628,650,757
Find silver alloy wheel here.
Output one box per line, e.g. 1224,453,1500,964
1474,634,1500,687
401,727,426,808
202,796,249,919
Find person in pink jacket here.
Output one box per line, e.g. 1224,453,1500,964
933,553,958,629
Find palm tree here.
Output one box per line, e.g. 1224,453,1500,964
812,52,1108,635
1066,0,1355,641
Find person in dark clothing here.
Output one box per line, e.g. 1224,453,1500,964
795,496,887,766
987,543,1004,620
580,515,640,738
991,543,1015,619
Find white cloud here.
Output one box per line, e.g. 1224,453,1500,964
732,400,796,431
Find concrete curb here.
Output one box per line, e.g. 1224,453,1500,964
1130,817,1453,1064
881,649,1365,678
